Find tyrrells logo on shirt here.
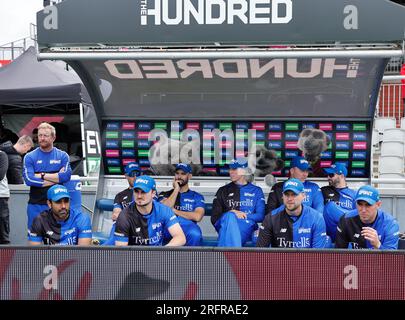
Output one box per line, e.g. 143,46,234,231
227,198,254,209
337,199,354,209
176,203,194,212
50,160,61,164
133,232,163,245
277,237,310,248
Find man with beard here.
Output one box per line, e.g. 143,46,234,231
266,156,324,215
102,162,143,245
23,122,72,233
158,163,205,246
321,163,356,242
335,185,399,250
115,176,186,246
257,178,327,248
28,184,92,245
211,159,265,247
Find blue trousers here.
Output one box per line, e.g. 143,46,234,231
214,211,257,247
101,223,116,246
164,219,202,246
27,203,48,232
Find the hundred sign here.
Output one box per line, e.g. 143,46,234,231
140,0,293,25
105,58,361,79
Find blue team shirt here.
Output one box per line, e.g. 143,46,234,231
158,189,205,225
211,182,266,225
114,200,179,246
302,181,324,213
257,205,327,248
28,209,92,245
23,147,72,204
336,209,400,250
323,187,356,242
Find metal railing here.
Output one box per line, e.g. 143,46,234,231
0,24,37,60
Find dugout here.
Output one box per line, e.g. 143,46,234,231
35,0,405,237
0,45,101,244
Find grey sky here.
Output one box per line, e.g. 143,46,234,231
0,0,43,46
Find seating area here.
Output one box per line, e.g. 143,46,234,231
94,198,256,246
373,117,405,186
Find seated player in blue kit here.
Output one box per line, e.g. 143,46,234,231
159,163,205,246
211,159,265,247
28,184,92,245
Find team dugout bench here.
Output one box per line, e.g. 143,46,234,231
94,198,227,246
93,177,275,246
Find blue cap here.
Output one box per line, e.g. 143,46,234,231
291,156,311,171
282,178,305,195
324,163,348,176
175,163,192,174
125,162,142,176
355,185,380,205
229,158,248,169
132,175,156,193
47,184,70,201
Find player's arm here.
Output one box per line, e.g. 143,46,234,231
112,193,124,221
312,187,325,213
334,215,349,248
211,189,226,225
23,155,43,187
174,207,205,222
28,218,44,245
256,214,273,247
173,194,205,222
266,183,282,214
33,172,56,187
247,188,266,222
379,221,400,250
159,182,181,208
114,212,130,246
78,237,92,246
77,213,93,246
41,153,72,184
311,214,327,248
363,220,400,250
166,223,186,247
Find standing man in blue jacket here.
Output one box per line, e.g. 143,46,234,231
321,163,356,242
266,156,324,214
257,178,327,248
211,158,265,247
23,122,72,233
335,185,399,250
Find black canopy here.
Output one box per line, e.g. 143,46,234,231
0,46,82,105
